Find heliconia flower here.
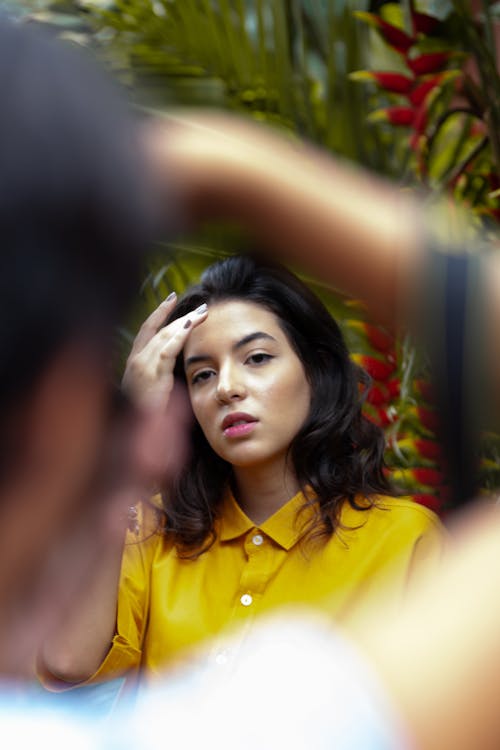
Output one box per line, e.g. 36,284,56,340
411,10,440,36
363,323,394,352
352,354,396,381
416,405,440,433
366,383,391,407
377,406,398,426
409,79,436,107
386,379,400,400
362,403,380,426
407,51,450,76
369,106,416,126
394,437,442,462
409,103,429,149
393,467,445,488
414,439,442,461
350,70,414,94
404,406,437,437
346,320,395,352
411,493,442,513
363,403,388,428
408,71,460,107
354,12,414,53
412,468,446,489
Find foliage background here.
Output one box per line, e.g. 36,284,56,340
10,0,500,510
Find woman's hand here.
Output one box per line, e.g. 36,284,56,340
122,293,208,410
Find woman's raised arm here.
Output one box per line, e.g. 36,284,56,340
39,297,208,684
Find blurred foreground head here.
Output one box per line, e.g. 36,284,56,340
0,20,164,674
0,19,153,455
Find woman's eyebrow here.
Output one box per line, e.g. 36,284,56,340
184,353,211,369
185,332,276,370
233,331,276,351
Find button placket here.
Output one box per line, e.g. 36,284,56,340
235,529,269,612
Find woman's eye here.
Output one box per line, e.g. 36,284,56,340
191,370,214,385
246,353,273,366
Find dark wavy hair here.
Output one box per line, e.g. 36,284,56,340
163,255,393,555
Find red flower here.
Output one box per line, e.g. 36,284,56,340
414,439,442,461
409,71,461,107
351,71,414,94
409,103,429,150
390,437,443,463
408,77,436,106
387,378,400,398
411,11,440,36
353,354,396,381
377,407,398,426
344,319,394,354
354,12,414,53
407,52,450,76
366,384,391,407
411,494,442,513
417,406,440,433
403,467,444,487
363,322,395,353
370,106,416,126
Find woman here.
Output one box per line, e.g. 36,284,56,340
41,255,442,686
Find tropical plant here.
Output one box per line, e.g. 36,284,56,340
19,0,500,510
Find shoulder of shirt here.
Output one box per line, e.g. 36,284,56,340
340,494,442,531
124,494,165,547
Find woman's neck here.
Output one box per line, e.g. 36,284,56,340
231,460,301,525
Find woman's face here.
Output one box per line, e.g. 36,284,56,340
183,300,311,474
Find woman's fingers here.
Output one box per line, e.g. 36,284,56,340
155,303,208,362
129,292,178,358
123,303,208,409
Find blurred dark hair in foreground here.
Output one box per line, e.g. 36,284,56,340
0,20,157,482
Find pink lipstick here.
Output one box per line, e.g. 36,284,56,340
221,412,258,438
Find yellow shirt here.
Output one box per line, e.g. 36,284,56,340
92,491,443,682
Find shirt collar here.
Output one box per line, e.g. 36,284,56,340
219,488,316,550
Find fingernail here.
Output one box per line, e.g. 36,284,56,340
166,291,176,302
195,303,208,315
183,319,192,329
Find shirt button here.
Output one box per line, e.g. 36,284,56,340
240,594,253,607
252,534,264,546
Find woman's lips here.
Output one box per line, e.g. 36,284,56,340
221,413,258,438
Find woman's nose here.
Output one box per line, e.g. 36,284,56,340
215,365,246,404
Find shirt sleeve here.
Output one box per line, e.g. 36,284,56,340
334,497,446,630
88,503,162,684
